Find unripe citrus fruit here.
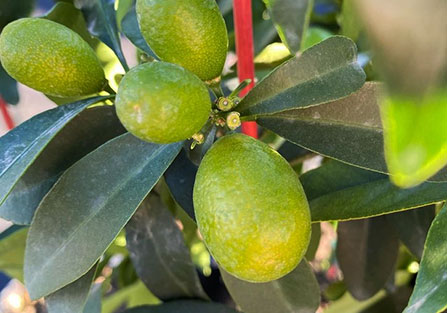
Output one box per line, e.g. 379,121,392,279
0,18,106,97
136,0,228,81
115,62,211,144
193,134,311,282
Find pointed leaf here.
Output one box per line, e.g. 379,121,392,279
300,161,447,222
122,300,240,313
0,106,126,225
337,216,399,300
126,194,208,301
404,204,447,313
221,260,320,313
237,36,365,118
0,96,108,206
259,82,447,182
46,265,97,313
24,134,181,300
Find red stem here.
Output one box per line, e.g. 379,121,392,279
233,0,258,138
0,96,14,130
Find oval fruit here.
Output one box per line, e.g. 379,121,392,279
0,18,106,97
136,0,228,81
115,62,211,144
193,134,311,282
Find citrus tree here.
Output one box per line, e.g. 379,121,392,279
0,0,446,313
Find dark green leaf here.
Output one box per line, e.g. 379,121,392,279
121,6,157,59
300,160,447,222
237,36,365,118
337,216,399,300
0,64,19,105
0,227,27,281
164,149,197,220
305,223,321,261
264,0,314,53
122,300,239,313
260,82,447,182
83,283,102,313
126,194,208,301
46,265,97,313
0,96,108,206
24,134,182,300
404,204,447,313
0,106,126,225
75,0,129,71
0,225,23,241
221,260,320,313
387,205,435,260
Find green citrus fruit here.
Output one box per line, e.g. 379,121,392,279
0,18,106,97
115,61,211,144
193,133,311,282
136,0,228,81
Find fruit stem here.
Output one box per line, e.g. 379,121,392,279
104,83,116,95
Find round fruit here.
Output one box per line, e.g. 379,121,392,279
0,18,106,97
136,0,228,81
115,62,211,144
193,134,311,282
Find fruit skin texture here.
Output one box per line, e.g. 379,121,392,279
115,62,211,144
136,0,228,81
0,18,106,97
193,134,311,282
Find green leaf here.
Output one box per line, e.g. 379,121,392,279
121,300,239,313
305,223,321,261
263,0,314,53
404,204,447,313
24,134,182,300
339,0,362,41
0,64,19,105
46,265,97,313
381,90,447,188
237,36,365,119
0,227,27,281
301,26,333,51
125,194,208,301
336,216,399,300
300,160,447,222
259,82,447,182
75,0,129,71
0,96,108,206
387,205,435,260
0,105,126,225
83,283,102,313
221,260,320,313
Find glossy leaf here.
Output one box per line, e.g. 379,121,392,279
259,82,447,182
46,265,97,313
83,284,102,313
121,6,157,59
0,64,19,105
337,216,399,300
300,160,447,222
381,90,447,188
237,36,365,118
24,134,182,300
263,0,314,53
404,204,447,313
126,194,208,301
75,0,129,71
0,106,126,225
221,260,320,313
0,96,108,206
0,227,27,281
122,300,240,313
305,223,321,261
387,205,435,260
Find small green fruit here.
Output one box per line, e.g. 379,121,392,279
115,62,211,144
136,0,228,81
193,134,311,282
0,18,106,97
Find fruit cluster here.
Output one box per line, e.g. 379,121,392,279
0,0,311,283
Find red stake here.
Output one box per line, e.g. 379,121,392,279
0,96,14,130
233,0,258,138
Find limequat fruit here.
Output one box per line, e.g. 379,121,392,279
193,134,311,282
115,61,211,144
136,0,228,81
0,18,106,97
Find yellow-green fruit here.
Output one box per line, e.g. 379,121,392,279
136,0,228,81
0,18,106,97
193,134,311,282
115,62,211,144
